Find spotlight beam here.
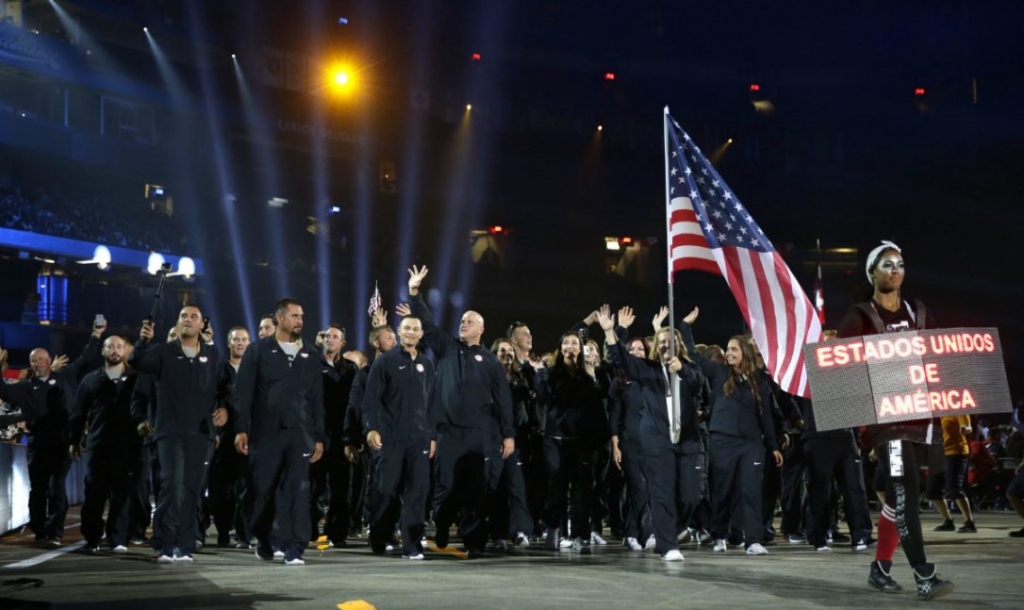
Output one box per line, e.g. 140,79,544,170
186,0,255,330
143,27,222,327
232,60,289,299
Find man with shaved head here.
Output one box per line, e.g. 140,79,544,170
408,265,515,558
69,335,141,553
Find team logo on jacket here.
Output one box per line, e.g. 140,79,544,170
199,356,208,363
474,354,483,362
416,364,425,373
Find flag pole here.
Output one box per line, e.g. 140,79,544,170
664,106,681,431
663,107,677,356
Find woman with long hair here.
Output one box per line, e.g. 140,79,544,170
598,306,705,561
680,307,782,556
527,330,607,554
836,240,953,600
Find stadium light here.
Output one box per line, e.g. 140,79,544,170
167,256,196,279
147,252,166,275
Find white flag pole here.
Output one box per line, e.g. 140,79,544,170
664,107,680,421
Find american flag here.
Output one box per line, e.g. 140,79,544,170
367,282,382,316
665,111,822,397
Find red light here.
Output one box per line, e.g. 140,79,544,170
914,87,926,96
604,72,616,81
749,83,761,92
471,53,481,61
489,225,503,234
620,236,633,245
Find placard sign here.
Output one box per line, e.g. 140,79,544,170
804,328,1012,431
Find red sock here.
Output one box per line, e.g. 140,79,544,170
876,504,898,562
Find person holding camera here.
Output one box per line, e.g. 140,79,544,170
130,303,231,562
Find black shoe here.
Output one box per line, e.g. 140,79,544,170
255,541,274,560
433,524,449,549
868,560,903,593
217,534,232,548
955,520,976,534
544,527,560,551
829,531,851,543
914,564,954,600
465,546,485,560
369,531,387,554
1009,527,1024,538
853,537,875,551
932,519,955,532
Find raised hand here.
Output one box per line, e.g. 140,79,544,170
617,306,636,329
596,306,616,331
407,265,429,295
395,303,412,317
50,354,69,372
201,322,215,345
140,321,155,342
682,306,700,325
371,308,388,328
652,306,669,331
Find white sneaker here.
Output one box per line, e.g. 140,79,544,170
514,532,530,548
644,535,657,551
385,543,395,552
493,539,508,551
590,532,608,545
273,550,285,559
156,554,175,563
559,537,573,549
284,557,305,566
661,549,684,562
403,553,424,560
816,545,831,552
712,539,727,553
112,545,128,553
745,543,769,556
624,537,642,551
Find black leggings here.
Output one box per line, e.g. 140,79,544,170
876,440,927,567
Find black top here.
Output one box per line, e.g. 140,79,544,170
129,339,231,441
528,362,607,445
606,340,704,453
233,336,326,444
410,294,515,438
507,369,538,447
362,348,437,442
321,355,357,440
69,367,140,449
682,323,778,451
835,298,933,446
0,373,70,444
344,366,369,446
128,373,159,446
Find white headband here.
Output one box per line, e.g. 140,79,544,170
865,240,902,283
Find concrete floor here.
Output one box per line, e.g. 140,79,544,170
1,509,1022,609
